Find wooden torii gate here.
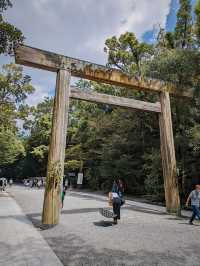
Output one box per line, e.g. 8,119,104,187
15,45,193,225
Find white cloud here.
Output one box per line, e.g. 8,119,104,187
26,84,53,106
117,0,171,37
4,0,172,60
2,0,172,100
84,0,171,53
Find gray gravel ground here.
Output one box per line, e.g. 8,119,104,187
8,186,200,266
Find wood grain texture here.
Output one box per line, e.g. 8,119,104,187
70,87,161,113
15,45,193,98
42,69,71,225
159,91,181,215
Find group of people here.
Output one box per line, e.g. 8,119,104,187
60,177,125,224
109,179,200,226
1,175,199,225
23,178,44,188
0,178,13,191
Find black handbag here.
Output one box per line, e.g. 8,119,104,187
121,198,125,206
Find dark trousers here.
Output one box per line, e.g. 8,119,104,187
190,205,200,223
113,198,121,219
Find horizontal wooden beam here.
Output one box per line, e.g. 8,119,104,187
15,45,193,98
69,87,161,113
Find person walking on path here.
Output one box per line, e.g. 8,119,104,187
0,178,3,192
61,187,66,209
112,179,125,224
37,179,42,188
64,178,69,190
9,178,13,187
1,177,7,191
186,184,200,225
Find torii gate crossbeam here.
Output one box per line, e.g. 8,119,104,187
70,87,161,113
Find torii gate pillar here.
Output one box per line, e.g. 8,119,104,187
42,69,71,225
159,92,180,215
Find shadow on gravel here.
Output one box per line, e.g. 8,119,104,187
93,221,113,227
70,193,168,216
26,205,166,221
165,214,198,220
69,192,167,214
27,208,100,217
61,207,100,215
22,204,167,231
165,217,184,220
42,234,189,266
125,205,166,216
178,222,200,226
69,193,105,201
26,208,106,230
163,214,200,225
26,213,59,231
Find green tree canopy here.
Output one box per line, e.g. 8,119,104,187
104,32,153,76
0,63,35,130
0,0,24,55
0,127,25,166
174,0,193,48
195,0,200,45
0,64,34,177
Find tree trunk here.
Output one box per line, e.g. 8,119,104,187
159,91,181,216
42,69,71,225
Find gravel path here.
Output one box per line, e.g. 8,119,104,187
8,185,200,266
0,191,63,266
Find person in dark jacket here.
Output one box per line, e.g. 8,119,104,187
112,179,125,224
61,186,66,209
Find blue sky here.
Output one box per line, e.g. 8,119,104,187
0,0,197,106
142,0,178,44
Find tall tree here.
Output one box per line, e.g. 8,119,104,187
104,32,152,76
195,0,200,46
174,0,193,48
0,0,24,55
0,64,34,177
0,127,25,166
24,98,53,176
156,28,175,50
0,64,35,130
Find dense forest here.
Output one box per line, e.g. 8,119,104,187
0,0,200,204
